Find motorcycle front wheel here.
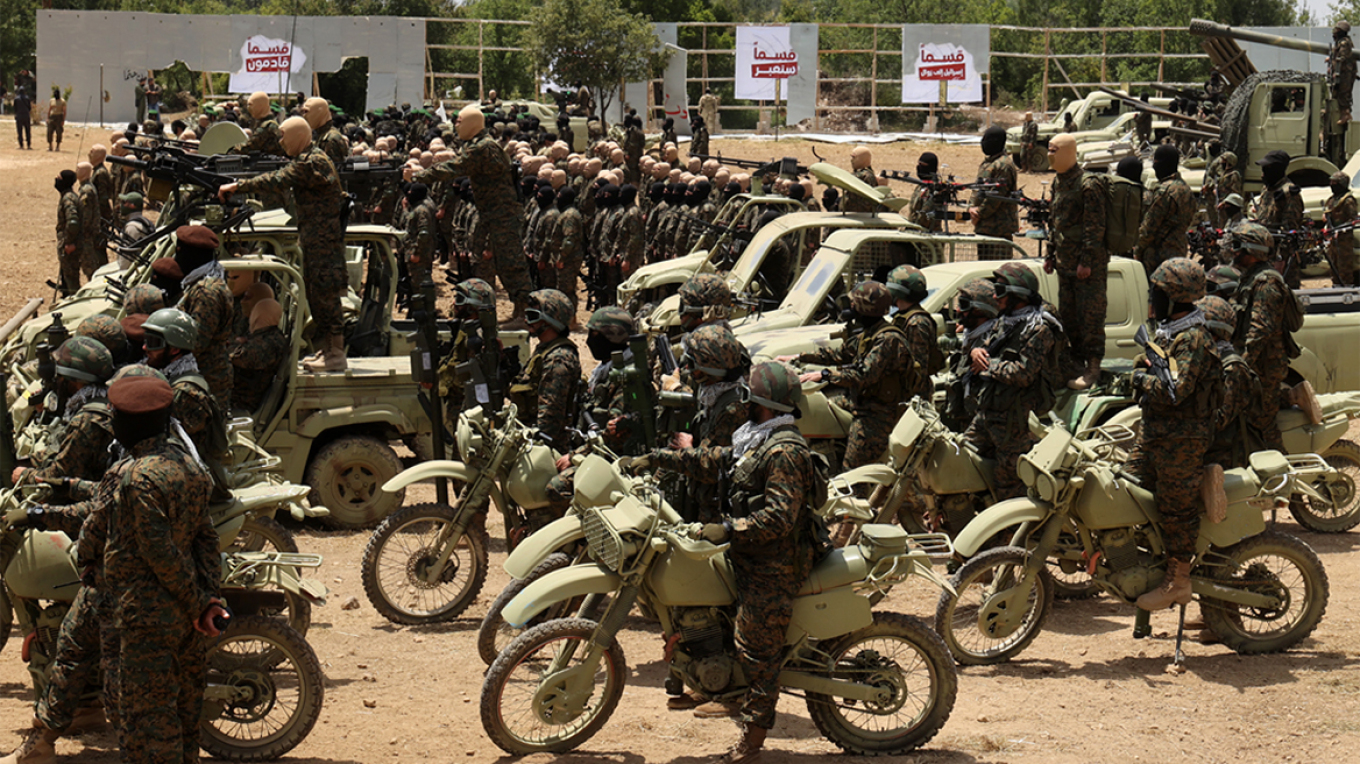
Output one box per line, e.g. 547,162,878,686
200,615,325,761
360,502,489,624
934,545,1054,665
481,617,627,755
1201,530,1329,654
807,612,957,755
477,551,607,666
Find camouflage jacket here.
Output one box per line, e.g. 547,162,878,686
535,208,562,265
800,319,913,415
976,307,1057,414
405,198,438,263
101,434,219,629
179,273,236,408
57,190,81,247
1139,322,1221,439
524,206,544,256
1215,347,1263,445
77,181,101,243
239,118,285,157
1216,169,1243,204
1137,173,1194,260
1251,179,1305,233
92,164,115,218
509,337,581,448
415,130,522,227
315,125,350,168
624,128,644,162
1325,191,1357,256
908,185,942,232
555,207,584,265
32,390,113,484
615,206,644,269
1020,121,1039,145
237,146,345,260
165,356,216,452
970,155,1019,237
1232,262,1289,371
690,125,710,158
600,207,626,262
1051,166,1108,272
893,307,940,398
230,326,288,412
1333,35,1357,84
842,167,880,213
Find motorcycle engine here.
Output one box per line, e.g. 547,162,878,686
1098,528,1157,599
673,608,738,694
939,494,980,536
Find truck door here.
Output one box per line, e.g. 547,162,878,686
1087,97,1122,131
1256,83,1311,160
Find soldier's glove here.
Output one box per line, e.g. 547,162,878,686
1131,371,1151,393
6,505,46,532
701,522,731,544
626,453,656,474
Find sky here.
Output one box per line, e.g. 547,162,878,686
1304,0,1334,23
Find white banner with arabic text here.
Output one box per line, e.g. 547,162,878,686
229,34,307,93
735,26,798,101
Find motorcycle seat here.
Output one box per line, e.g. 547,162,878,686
1249,450,1290,481
798,546,868,597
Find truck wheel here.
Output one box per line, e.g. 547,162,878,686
306,435,405,529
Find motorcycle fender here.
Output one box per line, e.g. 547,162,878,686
505,515,583,579
832,464,897,490
786,586,872,644
381,460,480,493
953,498,1049,558
5,531,79,601
503,565,622,628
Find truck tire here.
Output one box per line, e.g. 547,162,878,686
306,435,405,530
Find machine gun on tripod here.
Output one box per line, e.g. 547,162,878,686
690,154,809,195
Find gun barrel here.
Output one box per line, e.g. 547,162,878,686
108,155,150,171
1189,18,1358,61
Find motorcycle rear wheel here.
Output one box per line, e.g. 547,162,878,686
1288,439,1360,533
481,617,627,755
807,612,957,755
200,615,325,761
1201,530,1329,654
935,546,1054,665
360,502,489,624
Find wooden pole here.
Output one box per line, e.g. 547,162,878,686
478,21,485,99
1101,31,1108,85
871,26,879,127
1042,29,1051,114
1158,30,1166,83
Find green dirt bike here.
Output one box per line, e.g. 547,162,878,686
933,420,1334,665
479,454,959,757
0,477,328,760
361,403,567,625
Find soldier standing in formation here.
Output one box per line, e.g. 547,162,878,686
174,226,236,409
74,163,103,279
887,265,943,402
89,145,115,225
54,169,82,296
1332,20,1356,125
507,290,581,514
221,117,350,372
1324,171,1358,287
305,97,350,167
689,114,710,159
237,92,284,156
1136,145,1194,278
698,88,720,134
403,183,438,288
552,187,586,312
969,126,1019,260
907,152,942,232
1046,134,1108,391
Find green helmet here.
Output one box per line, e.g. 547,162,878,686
1208,264,1241,299
55,336,114,384
993,261,1039,302
1196,295,1236,341
586,306,635,343
886,265,928,304
745,361,802,414
678,273,733,314
1151,257,1207,303
454,278,495,309
526,289,572,332
76,314,129,362
684,324,743,377
849,281,891,318
123,283,166,316
1228,221,1273,257
142,308,200,351
957,278,1000,317
110,363,168,384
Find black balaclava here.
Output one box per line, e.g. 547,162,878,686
663,118,674,131
1152,144,1180,181
111,406,172,450
822,188,840,209
598,183,620,209
786,183,806,202
1151,284,1172,322
756,210,780,231
917,152,939,179
684,185,702,208
723,181,742,201
1116,156,1143,184
980,126,1006,157
406,182,428,206
648,181,666,204
536,184,556,210
665,183,686,206
586,331,625,363
1259,150,1289,188
519,176,537,200
1331,176,1350,198
619,184,638,207
556,186,577,211
55,170,76,194
693,180,712,202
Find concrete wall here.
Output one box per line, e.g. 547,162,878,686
35,10,426,125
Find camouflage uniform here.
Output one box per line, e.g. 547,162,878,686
1050,164,1109,366
1251,177,1305,233
405,196,439,286
1134,110,1153,145
315,125,349,168
55,187,84,296
689,122,710,159
102,434,219,764
1324,188,1357,287
416,129,532,304
1215,154,1243,212
1207,340,1264,469
841,167,880,213
1332,32,1356,116
179,272,236,409
164,355,221,461
908,184,942,232
969,154,1019,259
508,335,581,448
77,180,104,278
892,306,940,402
615,203,645,278
92,162,116,224
1136,172,1195,276
552,206,585,310
32,389,113,485
238,117,284,156
229,325,288,412
236,146,349,340
1019,119,1040,171
1233,261,1291,450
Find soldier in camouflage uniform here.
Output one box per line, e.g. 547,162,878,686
54,169,83,296
964,263,1059,499
89,145,115,225
124,282,165,318
230,298,288,413
1331,21,1356,124
624,116,645,186
19,337,114,491
75,162,105,279
507,290,581,459
413,104,533,328
942,279,1000,432
551,187,585,312
907,152,943,232
1130,259,1223,611
1136,145,1195,278
100,374,226,764
304,97,349,167
1019,112,1039,172
436,279,497,431
173,225,235,408
613,185,645,284
1324,171,1358,287
222,116,350,371
403,183,438,288
534,187,562,290
1227,222,1290,451
1199,295,1264,470
1214,151,1243,219
639,362,825,762
75,314,131,366
1047,134,1109,390
235,92,284,156
841,147,879,213
1250,149,1306,286
969,127,1019,260
886,265,942,402
789,282,913,471
142,309,225,469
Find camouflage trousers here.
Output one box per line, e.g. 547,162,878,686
1336,79,1355,114
1330,239,1357,287
964,408,1037,500
47,115,64,146
732,546,818,730
485,214,532,305
1128,433,1209,561
118,621,207,764
551,256,585,315
305,246,349,339
1057,271,1107,364
844,411,895,472
58,247,81,296
37,587,115,733
1251,353,1287,452
196,351,234,413
79,243,105,279
545,465,576,517
975,234,1014,261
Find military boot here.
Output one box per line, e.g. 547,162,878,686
499,300,529,331
1067,358,1101,391
693,700,741,719
1202,464,1227,524
303,333,347,373
714,723,767,764
0,719,59,764
1136,558,1194,610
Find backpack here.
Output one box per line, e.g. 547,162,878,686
899,308,946,377
173,372,231,460
1091,174,1143,254
1238,268,1305,359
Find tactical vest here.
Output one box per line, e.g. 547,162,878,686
170,371,230,461
696,385,745,444
976,312,1058,416
1212,351,1266,469
1143,326,1223,422
894,308,944,376
1234,266,1303,359
727,426,831,557
853,321,915,410
509,337,579,421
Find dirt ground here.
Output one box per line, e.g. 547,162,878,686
0,123,1358,763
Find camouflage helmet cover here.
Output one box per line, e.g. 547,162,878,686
678,273,734,312
110,363,169,384
957,277,1001,317
1151,257,1207,303
745,361,803,414
1228,221,1273,256
993,261,1039,301
142,308,200,351
684,324,743,377
1331,171,1351,187
454,278,495,309
885,265,928,304
849,281,892,318
526,289,573,332
1218,151,1236,170
55,336,115,384
586,306,635,343
123,283,166,316
75,314,129,360
1336,20,1351,35
1195,295,1236,341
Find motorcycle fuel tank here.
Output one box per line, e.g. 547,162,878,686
1075,466,1158,530
5,530,80,601
506,442,555,510
649,549,737,607
919,438,989,495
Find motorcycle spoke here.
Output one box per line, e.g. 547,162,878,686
374,516,476,617
496,633,614,747
206,635,303,743
822,638,933,732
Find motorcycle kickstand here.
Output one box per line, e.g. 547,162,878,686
1172,603,1188,668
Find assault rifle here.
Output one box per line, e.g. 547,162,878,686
1133,324,1177,403
109,150,237,194
985,192,1053,247
339,157,405,201
879,169,1002,210
690,154,809,194
1322,216,1360,238
1266,223,1325,288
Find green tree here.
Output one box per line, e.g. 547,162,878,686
524,0,668,120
